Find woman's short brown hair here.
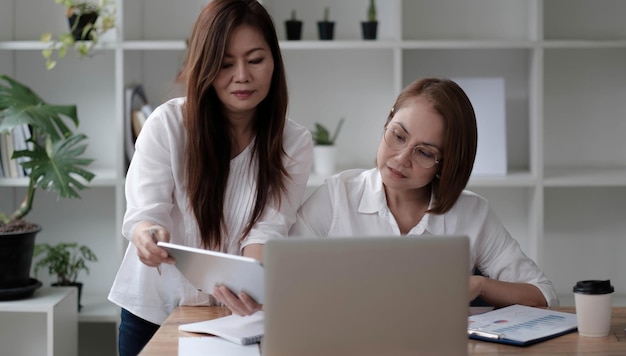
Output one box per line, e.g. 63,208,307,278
385,78,477,214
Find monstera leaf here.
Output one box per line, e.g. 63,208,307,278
0,74,77,142
0,74,94,225
14,133,94,199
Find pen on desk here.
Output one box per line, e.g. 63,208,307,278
467,329,503,340
149,228,161,276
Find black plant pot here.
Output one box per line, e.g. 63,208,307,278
68,12,99,41
52,282,83,312
0,226,42,300
317,21,335,40
285,20,303,40
361,21,378,40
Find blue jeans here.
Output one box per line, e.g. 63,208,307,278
118,308,160,356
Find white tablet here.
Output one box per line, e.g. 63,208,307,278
157,242,264,303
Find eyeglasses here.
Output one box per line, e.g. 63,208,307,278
383,125,441,169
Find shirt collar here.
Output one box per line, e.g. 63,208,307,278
358,168,446,235
358,169,387,214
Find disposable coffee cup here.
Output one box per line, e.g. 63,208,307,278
573,280,614,337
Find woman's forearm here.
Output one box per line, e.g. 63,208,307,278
472,275,547,308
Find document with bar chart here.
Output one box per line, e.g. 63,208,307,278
468,304,578,346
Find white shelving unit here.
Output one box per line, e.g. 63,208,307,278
0,287,78,356
1,0,625,346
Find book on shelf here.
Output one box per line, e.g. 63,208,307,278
12,124,31,177
131,106,150,139
5,130,18,177
468,304,578,346
0,130,20,178
179,311,264,346
124,84,153,169
0,133,8,177
0,134,5,178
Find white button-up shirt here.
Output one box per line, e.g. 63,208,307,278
290,168,559,307
109,97,313,324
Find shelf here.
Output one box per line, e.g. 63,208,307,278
0,41,118,51
0,289,117,323
0,41,47,50
121,40,186,51
0,168,118,187
0,287,77,356
100,39,547,52
280,40,399,50
400,39,536,50
468,171,536,188
0,287,75,312
543,168,626,187
543,40,626,49
79,293,119,323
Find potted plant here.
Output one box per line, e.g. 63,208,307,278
33,242,97,311
285,9,303,41
311,117,345,175
361,0,378,40
41,0,116,70
317,6,335,41
0,74,94,300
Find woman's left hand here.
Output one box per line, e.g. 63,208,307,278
213,285,263,316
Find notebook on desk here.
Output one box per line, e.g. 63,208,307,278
262,235,470,356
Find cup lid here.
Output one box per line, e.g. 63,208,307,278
573,280,614,294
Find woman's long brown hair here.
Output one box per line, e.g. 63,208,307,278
181,0,289,250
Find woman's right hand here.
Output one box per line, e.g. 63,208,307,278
133,222,174,267
213,285,263,316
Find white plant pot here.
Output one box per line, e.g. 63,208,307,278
313,145,336,176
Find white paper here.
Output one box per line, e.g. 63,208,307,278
179,337,261,356
179,311,264,345
468,304,577,342
452,77,507,176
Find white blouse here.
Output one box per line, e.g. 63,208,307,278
109,97,312,324
290,168,559,307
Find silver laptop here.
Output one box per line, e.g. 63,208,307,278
262,235,470,356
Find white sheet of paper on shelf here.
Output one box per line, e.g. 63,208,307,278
453,77,507,176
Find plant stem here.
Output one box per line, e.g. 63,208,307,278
8,179,35,223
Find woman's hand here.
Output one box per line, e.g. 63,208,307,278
133,222,174,268
213,285,263,316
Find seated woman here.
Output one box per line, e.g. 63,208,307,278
290,77,558,309
216,77,558,315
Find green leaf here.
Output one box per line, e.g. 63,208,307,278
33,242,97,284
0,74,78,142
16,134,94,199
0,74,94,224
312,117,345,145
313,123,331,145
46,61,57,71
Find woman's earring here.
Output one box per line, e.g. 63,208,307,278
436,173,441,179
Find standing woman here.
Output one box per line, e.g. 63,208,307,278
290,77,558,309
108,1,312,354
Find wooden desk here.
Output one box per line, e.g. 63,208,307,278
140,306,626,355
